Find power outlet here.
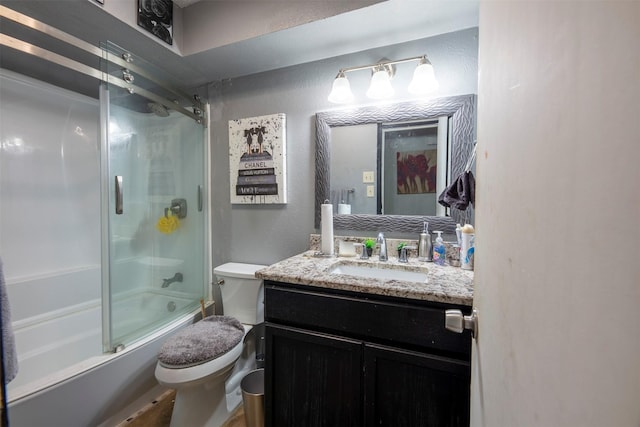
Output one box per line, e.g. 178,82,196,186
363,171,375,183
367,185,375,197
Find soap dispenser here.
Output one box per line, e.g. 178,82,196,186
433,231,446,266
418,222,433,262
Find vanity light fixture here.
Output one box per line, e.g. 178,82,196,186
327,71,354,104
366,64,395,99
327,55,438,104
408,56,440,94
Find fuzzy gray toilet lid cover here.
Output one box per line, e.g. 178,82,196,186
158,315,245,368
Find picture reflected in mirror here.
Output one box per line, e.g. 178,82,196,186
330,118,450,217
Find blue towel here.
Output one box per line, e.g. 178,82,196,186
0,258,18,383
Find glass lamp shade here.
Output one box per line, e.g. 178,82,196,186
366,69,394,99
327,75,354,104
408,61,439,94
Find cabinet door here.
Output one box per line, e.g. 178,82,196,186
265,324,363,427
364,343,470,427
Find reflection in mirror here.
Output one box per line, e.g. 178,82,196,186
331,119,449,217
316,94,476,233
330,124,377,215
379,119,448,216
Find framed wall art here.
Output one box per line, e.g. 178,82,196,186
228,113,287,204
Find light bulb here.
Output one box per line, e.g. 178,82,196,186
366,69,394,99
327,72,354,104
408,59,439,94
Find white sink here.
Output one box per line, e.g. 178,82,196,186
330,264,428,283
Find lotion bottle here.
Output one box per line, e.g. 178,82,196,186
455,223,463,247
418,222,433,262
461,224,475,270
433,231,446,266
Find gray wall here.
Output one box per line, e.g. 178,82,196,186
208,27,478,268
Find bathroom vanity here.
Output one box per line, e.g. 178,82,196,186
257,252,473,427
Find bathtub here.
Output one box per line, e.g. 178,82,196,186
6,265,200,427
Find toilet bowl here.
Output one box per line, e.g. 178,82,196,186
155,262,266,427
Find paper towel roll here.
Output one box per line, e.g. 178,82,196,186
321,203,334,255
338,203,351,215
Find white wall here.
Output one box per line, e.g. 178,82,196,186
0,69,101,280
473,1,640,425
208,28,479,267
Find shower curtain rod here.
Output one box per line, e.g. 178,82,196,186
0,5,205,125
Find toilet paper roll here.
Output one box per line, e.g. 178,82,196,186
321,203,334,255
338,203,351,215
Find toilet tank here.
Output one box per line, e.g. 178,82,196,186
213,262,267,325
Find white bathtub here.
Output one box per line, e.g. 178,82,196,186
6,266,199,427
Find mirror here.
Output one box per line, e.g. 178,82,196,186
315,94,476,233
331,118,449,217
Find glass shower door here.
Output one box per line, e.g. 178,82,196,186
100,45,206,351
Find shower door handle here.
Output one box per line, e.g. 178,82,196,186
115,176,123,215
197,185,203,212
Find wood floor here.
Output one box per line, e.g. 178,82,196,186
115,389,247,427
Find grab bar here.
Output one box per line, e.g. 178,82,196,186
115,176,123,214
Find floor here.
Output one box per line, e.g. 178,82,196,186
115,389,247,427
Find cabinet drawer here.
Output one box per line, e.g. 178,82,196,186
265,281,471,358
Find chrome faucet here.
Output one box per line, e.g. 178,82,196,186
162,272,183,288
377,232,388,261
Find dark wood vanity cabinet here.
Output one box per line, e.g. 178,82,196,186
264,280,472,427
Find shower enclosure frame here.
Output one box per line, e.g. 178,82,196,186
0,3,212,409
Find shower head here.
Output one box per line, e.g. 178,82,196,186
148,102,170,117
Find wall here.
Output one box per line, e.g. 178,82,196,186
98,0,184,53
102,0,381,56
0,69,100,280
208,27,478,268
182,0,382,55
330,124,377,215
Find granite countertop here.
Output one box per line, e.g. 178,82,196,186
256,251,474,306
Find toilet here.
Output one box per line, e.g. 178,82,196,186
155,262,266,427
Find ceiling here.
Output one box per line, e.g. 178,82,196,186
182,0,479,84
173,0,203,8
0,0,478,97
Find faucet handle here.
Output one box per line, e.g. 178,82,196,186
398,246,416,263
360,243,370,260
